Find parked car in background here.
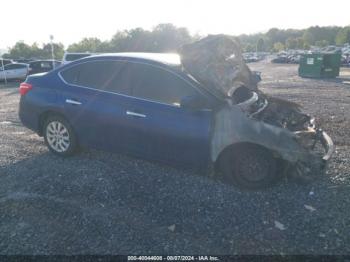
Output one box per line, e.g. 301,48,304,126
13,59,34,64
288,54,301,64
243,52,266,63
62,52,92,65
28,60,62,75
0,59,13,68
271,56,290,63
0,63,28,81
341,55,350,67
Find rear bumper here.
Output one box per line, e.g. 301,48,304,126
19,97,41,134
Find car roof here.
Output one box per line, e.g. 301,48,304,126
55,52,224,103
7,62,28,66
88,53,181,66
30,60,60,63
64,52,92,55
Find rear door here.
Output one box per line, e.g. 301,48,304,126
59,60,133,151
14,64,28,78
121,62,213,167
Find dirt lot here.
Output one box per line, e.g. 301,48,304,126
0,63,349,255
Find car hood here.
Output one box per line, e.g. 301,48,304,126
179,35,259,99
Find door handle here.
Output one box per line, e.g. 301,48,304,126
66,99,82,105
126,111,146,118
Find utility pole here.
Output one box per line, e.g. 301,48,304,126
50,35,55,69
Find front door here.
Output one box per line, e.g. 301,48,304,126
119,62,213,167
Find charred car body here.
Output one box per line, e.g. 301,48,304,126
19,35,334,190
180,35,334,188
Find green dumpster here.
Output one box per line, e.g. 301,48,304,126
298,53,341,78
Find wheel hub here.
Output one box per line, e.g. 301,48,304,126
46,121,70,153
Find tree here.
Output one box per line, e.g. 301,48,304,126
4,41,65,59
336,27,350,45
67,37,103,52
3,25,350,61
42,43,65,59
109,31,129,52
286,38,298,49
266,28,283,43
306,26,340,45
108,23,193,53
256,38,265,52
244,43,255,52
315,40,330,47
296,37,305,49
30,43,42,58
6,41,33,59
273,42,285,52
125,28,153,51
303,31,315,46
152,23,192,52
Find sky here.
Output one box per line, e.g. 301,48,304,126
1,0,349,50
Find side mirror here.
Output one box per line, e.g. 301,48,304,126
180,95,205,111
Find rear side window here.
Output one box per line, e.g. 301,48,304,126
0,60,12,66
40,62,52,69
4,64,27,70
128,63,198,106
60,60,130,95
29,62,40,69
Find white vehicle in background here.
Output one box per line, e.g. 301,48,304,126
62,52,93,65
0,59,13,69
0,63,29,81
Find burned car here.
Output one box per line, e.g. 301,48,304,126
180,35,334,188
19,35,334,190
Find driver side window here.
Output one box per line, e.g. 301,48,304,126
129,63,198,106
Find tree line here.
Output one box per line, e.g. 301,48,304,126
2,24,350,60
242,26,350,52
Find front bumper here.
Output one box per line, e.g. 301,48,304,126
320,130,334,162
289,129,334,182
295,128,335,166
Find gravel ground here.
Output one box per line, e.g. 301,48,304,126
0,63,349,255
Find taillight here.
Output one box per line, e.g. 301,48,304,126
19,82,33,96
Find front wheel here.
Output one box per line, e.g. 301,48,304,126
43,115,78,156
220,144,278,190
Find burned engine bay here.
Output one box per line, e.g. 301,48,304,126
179,35,334,182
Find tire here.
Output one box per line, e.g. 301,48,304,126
220,144,278,190
43,115,78,157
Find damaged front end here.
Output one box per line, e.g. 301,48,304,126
179,35,334,182
234,88,334,182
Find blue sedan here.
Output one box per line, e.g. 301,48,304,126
19,53,334,189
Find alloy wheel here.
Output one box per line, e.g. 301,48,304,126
46,121,70,153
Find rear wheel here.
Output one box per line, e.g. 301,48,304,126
220,144,278,190
43,115,77,156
